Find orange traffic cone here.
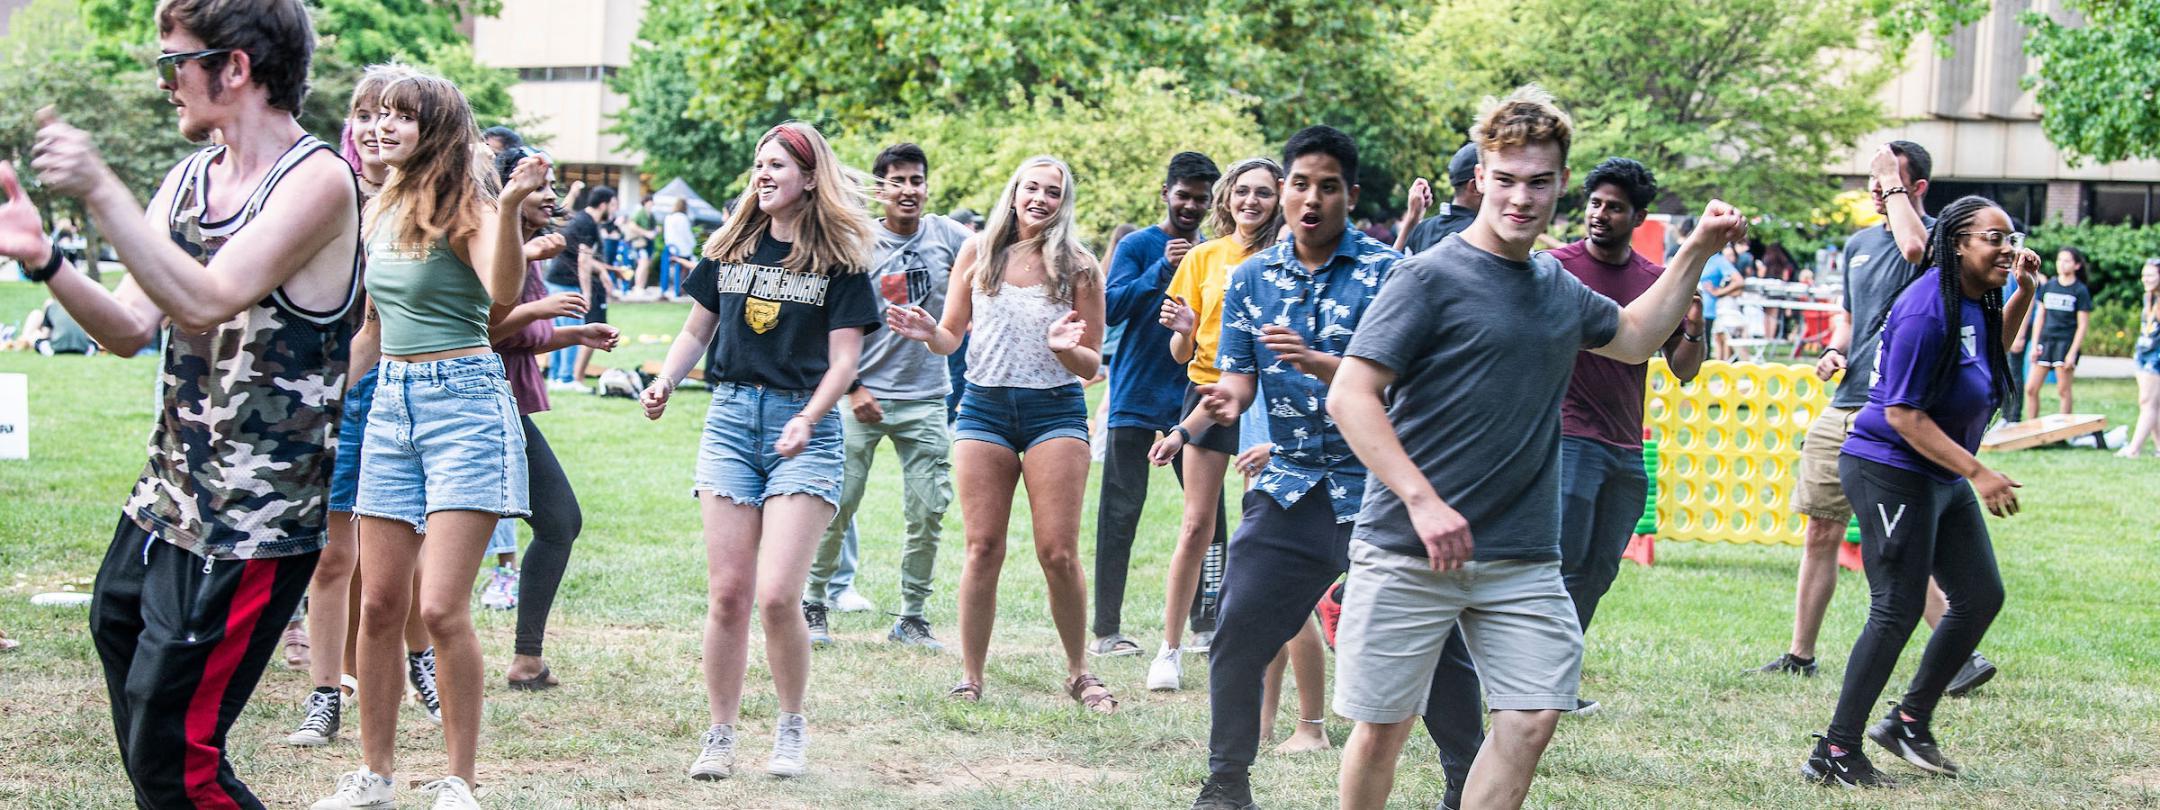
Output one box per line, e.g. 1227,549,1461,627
1837,540,1864,572
1623,534,1655,566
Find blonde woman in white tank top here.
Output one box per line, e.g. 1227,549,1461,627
885,156,1119,713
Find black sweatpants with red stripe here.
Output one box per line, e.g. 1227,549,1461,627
89,516,317,810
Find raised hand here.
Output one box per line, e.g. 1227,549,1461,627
1046,310,1086,353
2012,247,2043,291
524,232,566,262
503,154,551,204
29,108,111,199
1694,199,1748,248
640,378,672,420
1159,295,1196,335
0,162,51,266
884,304,937,342
1404,177,1433,219
1165,238,1193,269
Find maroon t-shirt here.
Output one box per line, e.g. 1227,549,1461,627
493,262,554,415
1552,241,1665,449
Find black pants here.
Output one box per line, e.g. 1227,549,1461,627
1091,425,1225,638
1208,490,1348,779
513,414,584,658
1825,455,2004,748
1557,437,1649,632
90,516,316,809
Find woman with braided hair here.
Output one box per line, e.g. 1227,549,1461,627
1804,195,2042,788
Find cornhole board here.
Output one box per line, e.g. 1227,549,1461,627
1981,413,2107,452
635,362,705,383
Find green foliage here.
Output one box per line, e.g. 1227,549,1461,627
1864,0,1989,56
2028,218,2160,306
608,0,760,197
2021,0,2160,166
2083,300,2143,357
829,70,1268,243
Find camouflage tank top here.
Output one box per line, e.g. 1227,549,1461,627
124,135,361,560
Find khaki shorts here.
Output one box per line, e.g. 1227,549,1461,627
1790,406,1857,521
1332,542,1583,720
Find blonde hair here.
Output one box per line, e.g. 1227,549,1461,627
1208,158,1286,255
975,155,1096,304
1472,84,1574,163
702,122,874,275
363,73,493,248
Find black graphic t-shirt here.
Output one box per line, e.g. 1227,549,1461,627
684,232,880,390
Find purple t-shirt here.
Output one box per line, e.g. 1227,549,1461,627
1843,269,1998,482
1552,241,1665,449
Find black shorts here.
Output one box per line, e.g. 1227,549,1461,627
1182,385,1240,455
2031,335,2073,367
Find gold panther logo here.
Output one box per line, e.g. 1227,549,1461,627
745,297,781,334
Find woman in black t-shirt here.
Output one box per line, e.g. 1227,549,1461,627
2011,246,2094,417
641,122,879,781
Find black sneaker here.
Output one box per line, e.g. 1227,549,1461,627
1191,772,1258,809
286,687,342,746
1751,652,1818,677
888,615,944,651
1567,697,1602,717
1437,779,1464,810
1868,703,1961,777
1944,652,1996,697
803,602,833,648
406,647,441,725
1802,734,1896,788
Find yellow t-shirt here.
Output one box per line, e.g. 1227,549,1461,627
1165,237,1259,385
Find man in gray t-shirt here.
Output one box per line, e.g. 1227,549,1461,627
1327,86,1748,809
803,144,967,648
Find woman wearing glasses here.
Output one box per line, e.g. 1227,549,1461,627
1803,197,2041,788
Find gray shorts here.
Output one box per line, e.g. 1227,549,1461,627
1333,541,1583,721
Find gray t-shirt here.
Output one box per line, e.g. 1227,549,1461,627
858,214,970,399
1346,235,1621,562
1833,217,1935,409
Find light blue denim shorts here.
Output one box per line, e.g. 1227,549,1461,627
693,381,844,508
355,354,530,533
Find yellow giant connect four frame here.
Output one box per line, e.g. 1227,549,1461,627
1643,359,1834,547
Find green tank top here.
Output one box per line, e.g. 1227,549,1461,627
365,229,492,356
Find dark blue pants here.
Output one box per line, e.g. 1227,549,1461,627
1208,490,1348,779
1557,436,1649,631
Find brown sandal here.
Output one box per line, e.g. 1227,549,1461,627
948,680,983,702
1066,673,1119,715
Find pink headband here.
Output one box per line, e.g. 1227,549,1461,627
774,127,817,171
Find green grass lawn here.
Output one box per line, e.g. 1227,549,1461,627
1,279,2157,808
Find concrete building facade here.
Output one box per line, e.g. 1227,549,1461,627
470,0,646,203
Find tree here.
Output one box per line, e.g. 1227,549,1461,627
2021,0,2160,166
608,0,763,198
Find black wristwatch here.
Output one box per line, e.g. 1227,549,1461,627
1680,330,1703,343
25,240,64,283
1171,425,1193,443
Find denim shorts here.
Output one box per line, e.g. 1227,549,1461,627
693,381,844,507
952,382,1089,452
327,367,379,513
355,354,530,533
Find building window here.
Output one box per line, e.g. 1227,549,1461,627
1923,180,2047,228
514,66,619,83
2088,183,2156,227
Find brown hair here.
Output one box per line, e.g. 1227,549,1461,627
364,73,491,249
1472,84,1574,163
155,0,314,114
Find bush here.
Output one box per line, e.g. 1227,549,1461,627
2027,220,2160,307
2084,300,2143,357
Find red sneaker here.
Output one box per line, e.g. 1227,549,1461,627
1315,581,1345,649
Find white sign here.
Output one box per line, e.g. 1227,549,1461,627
0,373,26,460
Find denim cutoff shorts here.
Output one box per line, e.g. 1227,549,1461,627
327,366,378,513
355,354,530,533
693,381,844,507
952,382,1090,452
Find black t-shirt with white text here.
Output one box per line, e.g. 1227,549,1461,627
684,233,881,390
2037,278,2093,345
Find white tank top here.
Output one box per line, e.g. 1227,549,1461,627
965,281,1081,389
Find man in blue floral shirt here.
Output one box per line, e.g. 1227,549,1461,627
1187,125,1401,810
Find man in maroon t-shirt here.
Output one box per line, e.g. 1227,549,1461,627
1549,158,1706,713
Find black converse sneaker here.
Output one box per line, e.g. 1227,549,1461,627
1867,703,1961,777
287,687,342,746
1751,652,1818,677
1802,733,1896,788
407,647,441,725
1191,772,1258,809
803,602,833,648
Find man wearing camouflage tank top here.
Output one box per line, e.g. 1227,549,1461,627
0,2,360,806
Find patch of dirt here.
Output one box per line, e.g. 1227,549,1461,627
2113,767,2160,791
869,755,1137,796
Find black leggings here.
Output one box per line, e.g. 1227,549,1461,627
514,414,584,658
1825,455,2004,748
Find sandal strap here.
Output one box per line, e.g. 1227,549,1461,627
947,680,982,700
1067,674,1118,710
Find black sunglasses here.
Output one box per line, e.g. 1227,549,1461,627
156,48,235,85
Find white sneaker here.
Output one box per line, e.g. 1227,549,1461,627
1147,643,1183,691
688,724,736,781
831,587,877,613
312,768,395,810
421,775,480,809
768,712,809,777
